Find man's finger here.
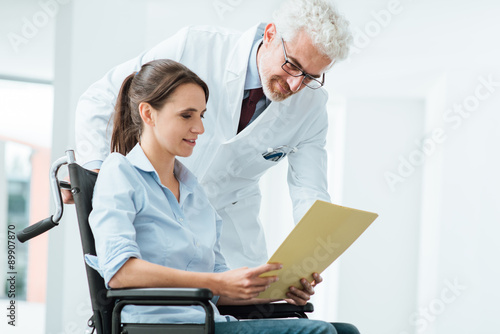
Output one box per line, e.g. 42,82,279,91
312,273,323,286
300,278,315,295
290,285,311,300
286,291,307,306
61,189,75,204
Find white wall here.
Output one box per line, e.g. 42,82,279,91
338,98,425,333
432,70,500,333
327,1,500,333
0,0,54,81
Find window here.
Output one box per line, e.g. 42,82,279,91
0,79,53,332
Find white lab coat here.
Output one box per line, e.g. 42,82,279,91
75,23,331,269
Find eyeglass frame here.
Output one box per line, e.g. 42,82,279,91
280,37,329,90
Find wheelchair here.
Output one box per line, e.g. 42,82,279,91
17,150,359,334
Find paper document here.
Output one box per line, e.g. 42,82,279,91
258,200,378,299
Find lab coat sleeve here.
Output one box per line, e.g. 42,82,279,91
287,106,331,224
213,212,231,273
74,27,190,166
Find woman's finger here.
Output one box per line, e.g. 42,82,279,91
249,263,282,276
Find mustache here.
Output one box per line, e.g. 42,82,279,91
271,76,293,94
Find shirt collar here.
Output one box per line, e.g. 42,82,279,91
126,143,155,172
244,25,265,90
173,159,197,192
126,143,197,192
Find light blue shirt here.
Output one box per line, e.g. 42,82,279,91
85,143,234,324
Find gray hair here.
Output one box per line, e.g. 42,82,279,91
273,0,352,62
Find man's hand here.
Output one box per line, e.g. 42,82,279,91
61,176,74,204
285,272,323,306
61,169,99,204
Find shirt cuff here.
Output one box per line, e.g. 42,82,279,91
83,160,103,171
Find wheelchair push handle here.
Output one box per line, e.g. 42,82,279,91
17,216,58,243
17,150,77,243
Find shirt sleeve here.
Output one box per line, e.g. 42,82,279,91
87,154,144,288
74,27,190,165
287,104,332,224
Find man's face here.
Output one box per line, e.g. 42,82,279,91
257,24,332,102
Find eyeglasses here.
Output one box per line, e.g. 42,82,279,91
280,37,326,90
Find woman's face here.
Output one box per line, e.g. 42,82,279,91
148,83,206,159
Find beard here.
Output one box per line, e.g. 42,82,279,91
258,55,296,102
261,75,295,102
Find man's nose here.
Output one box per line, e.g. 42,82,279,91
287,75,303,92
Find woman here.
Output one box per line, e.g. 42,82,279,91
85,59,336,334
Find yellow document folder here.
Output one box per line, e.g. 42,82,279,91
258,200,378,299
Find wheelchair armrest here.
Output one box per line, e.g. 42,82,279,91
107,287,213,301
217,302,314,319
108,288,215,334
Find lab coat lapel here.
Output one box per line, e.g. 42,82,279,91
222,24,264,140
232,94,294,143
220,22,297,145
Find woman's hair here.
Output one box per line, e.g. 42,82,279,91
111,59,209,155
273,0,352,62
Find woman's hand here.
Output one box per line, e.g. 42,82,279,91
213,263,282,300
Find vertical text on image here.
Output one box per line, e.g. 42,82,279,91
6,224,17,327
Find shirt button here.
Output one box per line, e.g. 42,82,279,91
178,217,184,222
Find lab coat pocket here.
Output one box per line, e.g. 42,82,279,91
234,151,281,180
203,146,280,200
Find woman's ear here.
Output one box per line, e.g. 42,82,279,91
139,102,155,127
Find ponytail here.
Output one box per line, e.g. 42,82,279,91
111,73,141,155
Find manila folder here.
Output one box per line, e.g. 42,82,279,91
258,200,378,299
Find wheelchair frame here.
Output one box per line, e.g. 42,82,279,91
17,150,313,334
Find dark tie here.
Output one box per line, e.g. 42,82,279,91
237,87,264,133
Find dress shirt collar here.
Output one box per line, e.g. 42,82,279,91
243,25,265,90
126,143,197,192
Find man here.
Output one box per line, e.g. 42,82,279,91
73,0,354,330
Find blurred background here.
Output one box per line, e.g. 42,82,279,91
0,0,499,333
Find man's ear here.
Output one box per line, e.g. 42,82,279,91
263,23,277,46
139,102,155,126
